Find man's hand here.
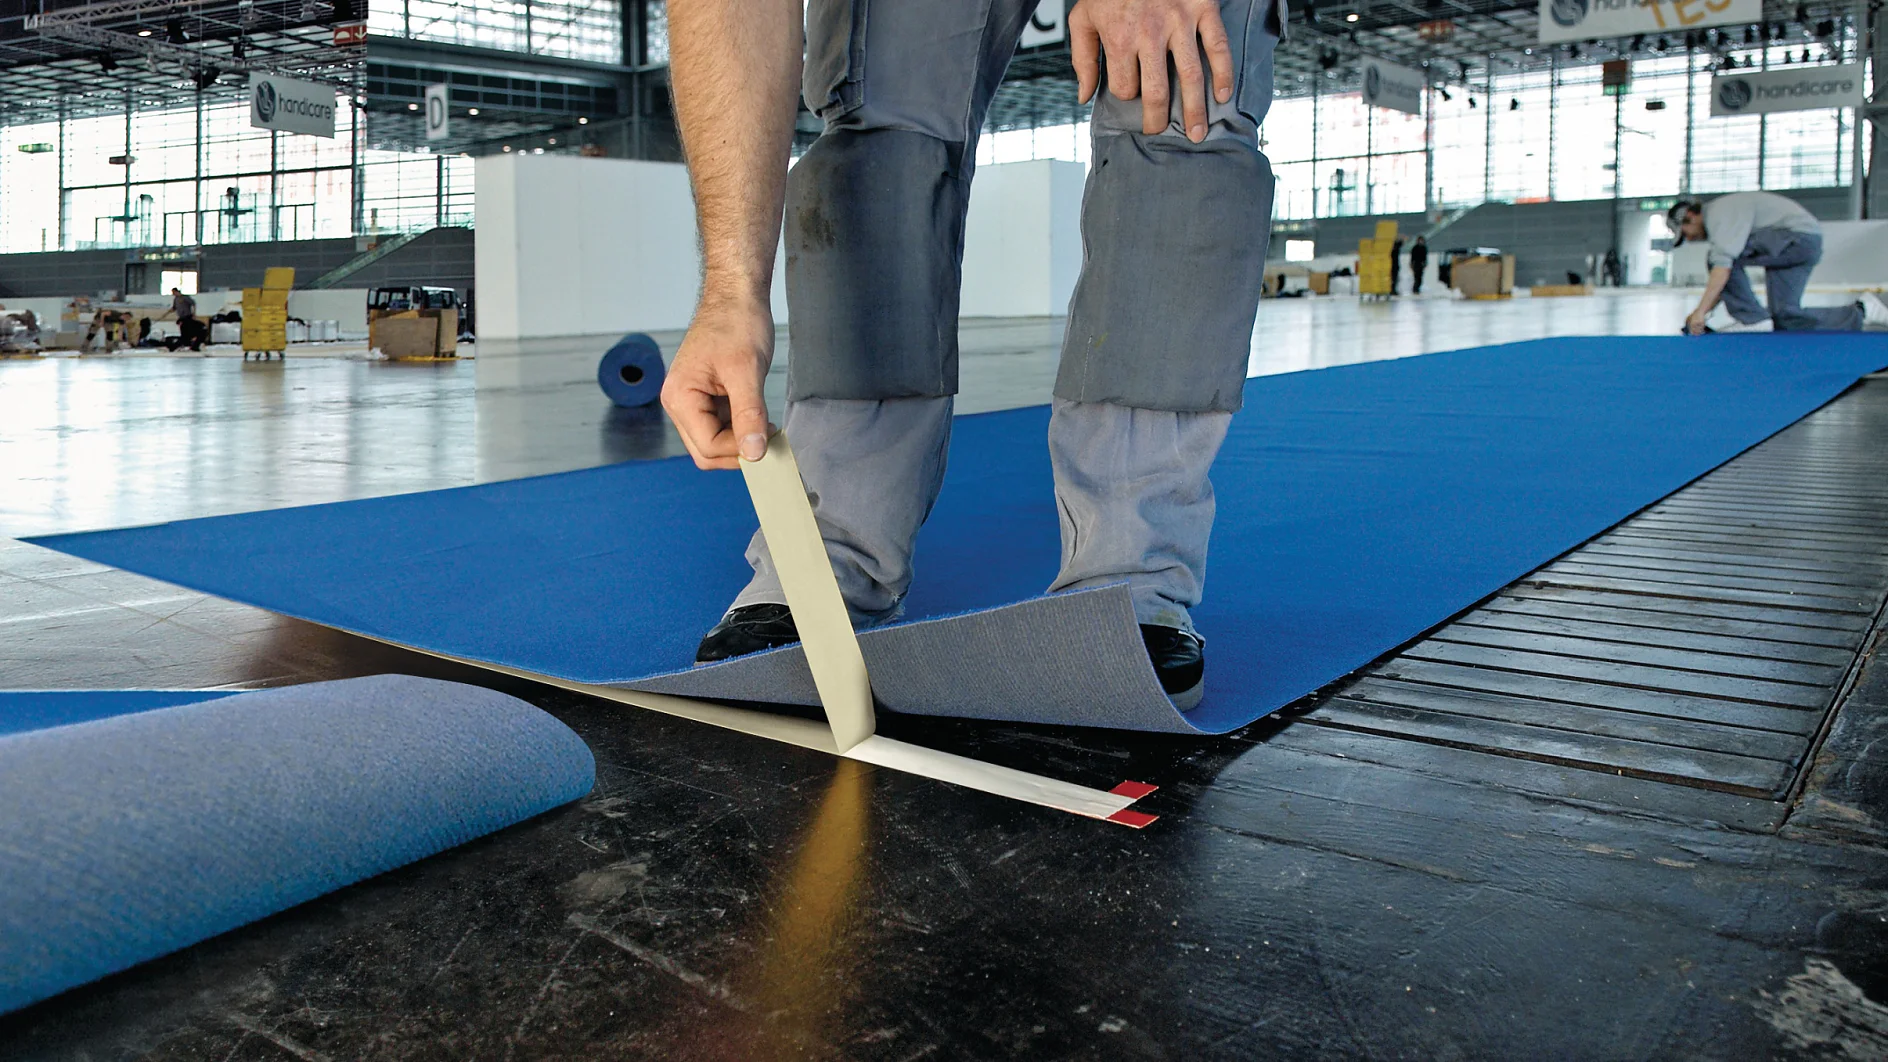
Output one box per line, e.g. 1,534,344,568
1685,309,1709,336
661,298,777,470
1069,0,1236,143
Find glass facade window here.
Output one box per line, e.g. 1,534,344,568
0,99,475,254
371,0,623,64
960,44,1870,223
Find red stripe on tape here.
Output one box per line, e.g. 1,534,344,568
1110,780,1158,800
1106,808,1159,829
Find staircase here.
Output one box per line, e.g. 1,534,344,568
309,231,422,289
1422,204,1477,242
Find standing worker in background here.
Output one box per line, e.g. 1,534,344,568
1670,193,1888,334
660,0,1288,709
1408,235,1427,295
1389,236,1404,295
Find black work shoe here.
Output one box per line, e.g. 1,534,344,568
695,603,798,664
1141,625,1205,709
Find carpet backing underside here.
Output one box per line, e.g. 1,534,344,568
0,676,596,1014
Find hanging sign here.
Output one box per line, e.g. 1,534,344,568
1538,0,1761,45
1709,64,1866,116
1361,56,1425,115
249,74,337,138
1020,0,1066,48
425,83,450,141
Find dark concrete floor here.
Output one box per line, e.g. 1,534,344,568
2,297,1886,1060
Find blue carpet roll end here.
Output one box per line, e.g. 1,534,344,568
598,333,666,407
0,675,595,1016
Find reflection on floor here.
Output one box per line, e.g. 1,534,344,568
3,290,1886,1060
2,289,1707,537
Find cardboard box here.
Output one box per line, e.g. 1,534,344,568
1452,255,1515,298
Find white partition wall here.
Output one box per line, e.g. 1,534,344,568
960,159,1086,318
475,153,1086,341
476,154,714,340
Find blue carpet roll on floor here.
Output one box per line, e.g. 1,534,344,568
26,335,1888,734
0,675,595,1015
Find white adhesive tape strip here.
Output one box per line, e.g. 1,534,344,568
739,431,876,753
357,632,1156,825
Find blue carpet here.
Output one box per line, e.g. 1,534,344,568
27,335,1888,733
0,675,594,1015
0,690,238,738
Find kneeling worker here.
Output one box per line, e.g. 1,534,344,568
1669,192,1888,335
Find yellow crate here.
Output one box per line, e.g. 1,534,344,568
1374,221,1399,241
262,267,295,291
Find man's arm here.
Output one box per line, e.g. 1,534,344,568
1686,266,1732,335
660,0,803,470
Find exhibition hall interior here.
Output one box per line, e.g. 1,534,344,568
2,0,1886,1058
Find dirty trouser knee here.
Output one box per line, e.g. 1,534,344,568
1047,400,1231,632
749,0,1036,618
786,0,1039,402
1745,232,1862,332
732,397,954,624
1056,0,1284,414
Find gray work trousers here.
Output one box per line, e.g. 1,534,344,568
733,0,1281,631
1718,229,1864,332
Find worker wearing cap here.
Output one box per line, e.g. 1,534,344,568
1669,192,1888,335
659,0,1290,710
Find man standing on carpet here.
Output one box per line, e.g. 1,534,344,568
1408,236,1427,295
1669,192,1888,335
659,0,1287,709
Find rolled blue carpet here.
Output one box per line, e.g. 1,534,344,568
0,675,595,1015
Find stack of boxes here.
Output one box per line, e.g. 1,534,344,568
1357,221,1397,299
241,267,294,357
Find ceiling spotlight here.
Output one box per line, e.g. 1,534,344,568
1801,47,1811,62
165,17,186,43
577,116,588,124
1569,44,1582,59
1318,48,1341,71
502,145,512,152
231,37,246,60
1743,25,1755,44
408,102,419,110
1439,87,1452,101
1629,33,1646,51
532,147,544,154
468,107,480,115
193,66,221,90
1509,97,1519,110
547,138,556,144
1457,59,1472,80
98,51,118,71
137,28,152,36
1655,36,1668,51
1345,11,1359,21
1468,96,1477,108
